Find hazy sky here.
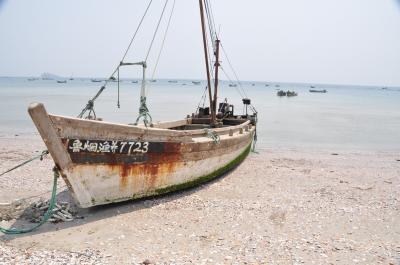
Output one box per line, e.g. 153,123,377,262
0,0,399,86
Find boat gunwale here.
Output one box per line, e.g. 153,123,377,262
49,113,251,138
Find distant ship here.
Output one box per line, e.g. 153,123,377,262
228,83,237,87
57,80,67,84
309,89,327,93
91,79,102,83
168,80,178,83
192,81,201,85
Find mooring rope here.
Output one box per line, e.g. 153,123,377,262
0,150,48,177
251,126,258,153
0,167,59,235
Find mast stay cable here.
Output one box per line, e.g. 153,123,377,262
78,0,154,119
135,0,170,126
148,0,176,97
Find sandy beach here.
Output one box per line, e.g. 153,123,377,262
0,134,399,264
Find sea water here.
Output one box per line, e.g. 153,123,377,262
0,77,399,151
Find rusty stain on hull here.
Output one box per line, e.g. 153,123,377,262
62,139,184,191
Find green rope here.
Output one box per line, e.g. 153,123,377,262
0,167,59,234
251,127,259,154
0,150,48,177
134,96,152,127
204,128,220,144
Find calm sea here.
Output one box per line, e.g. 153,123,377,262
0,77,399,151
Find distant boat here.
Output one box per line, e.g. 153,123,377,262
150,79,157,82
57,80,67,84
381,87,387,90
252,83,255,86
168,80,178,83
132,80,138,83
275,84,280,87
309,89,327,93
229,83,237,87
182,83,187,86
91,79,102,83
265,84,269,87
310,86,315,88
27,78,38,81
192,81,201,85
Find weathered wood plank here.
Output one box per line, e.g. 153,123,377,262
28,103,72,170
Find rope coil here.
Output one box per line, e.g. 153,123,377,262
134,96,153,127
0,167,59,235
204,128,220,144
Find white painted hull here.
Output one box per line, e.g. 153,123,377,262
28,103,255,207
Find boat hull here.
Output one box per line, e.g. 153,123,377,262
28,103,255,207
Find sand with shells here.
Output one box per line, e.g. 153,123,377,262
0,134,399,264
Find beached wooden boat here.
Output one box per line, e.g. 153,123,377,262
28,0,257,208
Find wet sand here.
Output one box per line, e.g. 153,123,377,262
0,134,399,264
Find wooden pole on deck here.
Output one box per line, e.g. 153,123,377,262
198,0,215,125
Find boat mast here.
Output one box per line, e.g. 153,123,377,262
198,0,215,125
213,39,220,120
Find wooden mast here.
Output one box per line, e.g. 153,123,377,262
213,39,220,121
198,0,215,125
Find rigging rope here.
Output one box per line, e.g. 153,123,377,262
220,42,258,114
78,0,154,119
145,0,170,62
135,0,169,126
204,0,217,51
150,0,176,82
220,66,245,98
220,43,248,99
195,85,208,113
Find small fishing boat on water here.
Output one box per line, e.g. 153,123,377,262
56,80,67,84
192,81,201,85
309,89,327,93
168,80,178,83
91,79,102,83
228,83,237,87
29,0,257,208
